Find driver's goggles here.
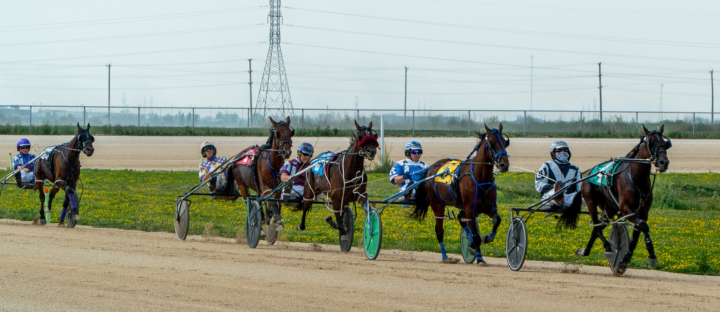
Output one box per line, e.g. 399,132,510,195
411,150,423,155
554,148,569,153
19,146,30,150
202,146,214,152
299,152,312,157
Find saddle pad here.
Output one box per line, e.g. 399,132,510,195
236,147,258,166
434,160,462,184
588,160,622,187
311,152,337,177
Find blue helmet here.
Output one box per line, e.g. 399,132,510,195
17,138,30,151
404,140,422,157
298,142,314,156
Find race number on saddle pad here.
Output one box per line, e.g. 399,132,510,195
434,160,462,184
588,160,623,187
311,152,337,177
236,147,258,166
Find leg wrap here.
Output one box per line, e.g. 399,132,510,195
439,242,448,260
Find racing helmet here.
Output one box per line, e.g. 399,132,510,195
17,138,31,151
549,140,571,161
404,140,423,157
200,141,216,156
297,142,314,156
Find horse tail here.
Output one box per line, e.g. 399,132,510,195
557,193,582,230
409,181,430,221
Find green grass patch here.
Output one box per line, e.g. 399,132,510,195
1,169,718,275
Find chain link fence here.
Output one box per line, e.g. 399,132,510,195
1,105,718,137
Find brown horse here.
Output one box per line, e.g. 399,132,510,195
411,124,510,264
34,123,95,227
296,121,378,244
230,117,294,230
560,125,671,273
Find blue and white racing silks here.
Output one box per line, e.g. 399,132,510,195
389,159,429,193
198,155,229,181
535,160,582,207
13,153,37,171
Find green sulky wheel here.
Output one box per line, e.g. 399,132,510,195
460,228,476,264
363,208,382,260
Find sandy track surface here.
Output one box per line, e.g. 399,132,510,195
2,135,718,172
1,220,719,311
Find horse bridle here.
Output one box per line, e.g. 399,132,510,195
355,126,378,160
644,131,671,166
269,123,294,158
78,129,95,155
485,129,509,166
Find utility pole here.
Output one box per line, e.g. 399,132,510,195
711,69,715,124
404,66,408,119
530,55,534,111
248,59,253,128
598,62,603,123
107,63,111,126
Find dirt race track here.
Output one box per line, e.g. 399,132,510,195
1,220,720,311
2,135,719,172
2,135,720,311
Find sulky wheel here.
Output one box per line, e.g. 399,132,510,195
460,228,476,264
339,206,355,252
174,199,190,240
246,200,262,248
505,217,528,271
363,208,382,260
608,223,630,275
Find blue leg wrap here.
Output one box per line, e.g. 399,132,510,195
464,226,473,244
476,251,483,260
489,231,496,240
68,193,78,210
439,243,448,260
60,208,67,221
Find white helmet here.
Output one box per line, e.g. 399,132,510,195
549,140,571,161
200,141,216,156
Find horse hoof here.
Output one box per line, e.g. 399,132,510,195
575,248,587,257
476,258,488,266
295,224,305,231
603,251,615,262
442,257,460,264
40,219,47,225
648,258,658,267
482,235,494,244
58,222,64,227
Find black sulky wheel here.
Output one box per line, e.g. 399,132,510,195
460,228,476,264
505,217,528,271
608,223,630,275
174,199,190,240
246,200,262,249
339,206,355,252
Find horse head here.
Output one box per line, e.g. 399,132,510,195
642,124,671,172
76,123,95,157
354,120,378,161
480,123,510,173
269,117,294,160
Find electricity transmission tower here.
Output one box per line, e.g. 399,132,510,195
256,0,293,122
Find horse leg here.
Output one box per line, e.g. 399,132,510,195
635,219,657,267
482,210,501,244
464,210,486,265
36,185,47,225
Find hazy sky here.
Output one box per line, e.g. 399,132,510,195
1,0,718,113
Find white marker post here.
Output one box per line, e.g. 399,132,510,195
380,115,385,162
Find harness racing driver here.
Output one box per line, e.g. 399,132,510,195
390,140,429,201
13,138,36,187
535,140,583,215
198,141,229,193
280,142,314,207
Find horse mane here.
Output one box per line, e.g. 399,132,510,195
625,136,645,158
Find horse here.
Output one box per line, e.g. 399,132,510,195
295,121,379,243
230,117,294,230
560,124,671,273
34,123,95,227
411,124,510,264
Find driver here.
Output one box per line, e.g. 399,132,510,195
198,141,229,193
280,142,313,206
535,140,582,213
389,140,429,200
13,138,36,187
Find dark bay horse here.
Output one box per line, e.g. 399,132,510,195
296,121,378,241
230,117,294,229
561,125,671,273
412,124,510,264
34,123,95,227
